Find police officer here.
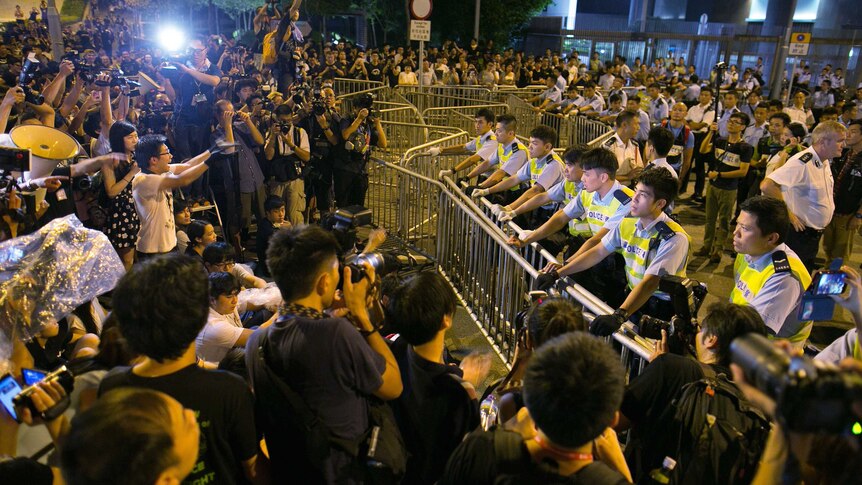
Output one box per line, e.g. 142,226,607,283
512,147,633,306
465,114,528,203
646,83,669,124
539,168,690,334
574,82,605,118
761,121,847,271
603,111,644,184
731,196,812,348
434,108,498,179
472,125,564,227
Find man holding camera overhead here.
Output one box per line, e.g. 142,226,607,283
297,85,341,218
265,104,310,225
337,94,387,207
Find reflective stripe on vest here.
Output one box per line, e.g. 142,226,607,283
616,217,690,291
579,185,635,236
854,335,862,361
499,141,527,192
529,153,563,186
730,252,813,344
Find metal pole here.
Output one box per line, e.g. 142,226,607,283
45,0,63,59
769,0,799,100
419,40,425,91
473,0,480,40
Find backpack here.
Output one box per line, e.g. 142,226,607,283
668,364,770,485
262,30,278,65
492,429,628,485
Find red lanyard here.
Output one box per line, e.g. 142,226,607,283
533,434,594,462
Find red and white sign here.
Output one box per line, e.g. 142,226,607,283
410,0,433,20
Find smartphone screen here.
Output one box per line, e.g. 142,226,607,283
0,374,22,420
815,272,846,295
22,368,47,386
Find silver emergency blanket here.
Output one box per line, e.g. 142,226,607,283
0,215,124,342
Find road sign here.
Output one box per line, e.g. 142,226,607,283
410,20,431,42
789,32,811,56
410,0,433,19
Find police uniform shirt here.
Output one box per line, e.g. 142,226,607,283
685,103,715,134
635,109,651,142
647,96,669,123
556,75,568,93
546,179,583,204
608,88,628,106
604,133,644,179
815,328,861,364
577,93,605,112
464,131,498,162
562,179,632,234
644,158,678,179
560,95,585,111
766,146,835,230
599,107,624,119
732,244,808,340
783,106,813,129
488,140,528,176
601,211,690,294
515,152,564,190
797,71,812,85
812,90,835,110
540,86,563,104
682,83,701,103
743,122,768,148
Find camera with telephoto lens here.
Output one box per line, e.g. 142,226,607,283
72,59,100,84
731,333,862,435
11,365,75,422
94,68,140,91
18,58,44,105
636,275,706,353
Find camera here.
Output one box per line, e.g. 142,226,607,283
355,92,375,111
275,120,292,134
0,146,31,173
714,61,728,70
94,68,141,91
73,175,97,192
636,275,707,352
731,333,862,434
72,59,100,84
18,57,44,105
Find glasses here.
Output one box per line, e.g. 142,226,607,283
728,119,746,125
158,150,171,156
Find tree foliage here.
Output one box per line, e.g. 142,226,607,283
426,0,552,47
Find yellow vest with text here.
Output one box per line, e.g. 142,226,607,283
616,217,690,290
498,141,527,192
563,181,591,237
528,153,564,187
730,252,813,345
579,185,635,236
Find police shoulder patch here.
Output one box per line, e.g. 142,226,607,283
654,221,676,242
613,189,632,205
799,152,813,164
631,139,640,147
511,142,520,152
604,137,615,147
771,250,791,273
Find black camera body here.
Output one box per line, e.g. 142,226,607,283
73,59,100,84
731,333,862,434
12,365,75,422
18,58,44,105
637,275,706,353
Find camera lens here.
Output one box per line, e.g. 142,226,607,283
730,333,789,400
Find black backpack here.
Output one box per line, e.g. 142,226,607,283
668,364,771,485
492,429,628,485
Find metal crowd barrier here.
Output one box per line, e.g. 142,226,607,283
376,121,463,164
331,78,385,96
421,103,509,133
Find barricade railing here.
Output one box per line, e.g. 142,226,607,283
506,94,542,138
421,103,510,133
331,78,385,96
561,115,616,147
492,85,547,103
399,91,498,112
376,121,463,164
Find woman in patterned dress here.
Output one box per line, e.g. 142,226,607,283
101,121,141,271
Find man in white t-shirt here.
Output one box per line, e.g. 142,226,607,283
196,272,274,364
132,133,215,259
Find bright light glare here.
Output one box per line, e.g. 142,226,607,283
158,27,186,53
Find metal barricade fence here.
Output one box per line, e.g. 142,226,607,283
560,115,616,147
331,78,385,96
506,94,542,138
493,85,547,103
421,103,510,132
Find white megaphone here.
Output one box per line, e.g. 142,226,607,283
9,125,82,178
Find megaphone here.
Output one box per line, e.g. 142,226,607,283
136,71,163,97
10,125,82,178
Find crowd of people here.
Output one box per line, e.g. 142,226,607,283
2,0,862,483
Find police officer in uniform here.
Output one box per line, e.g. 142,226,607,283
472,125,563,227
604,111,644,184
465,114,528,204
539,168,689,334
434,108,498,179
513,147,633,307
761,121,847,271
731,196,813,348
646,83,669,124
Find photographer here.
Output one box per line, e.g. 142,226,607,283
616,302,768,482
247,224,403,482
271,0,304,91
337,95,387,207
162,35,222,200
265,104,309,225
296,85,340,217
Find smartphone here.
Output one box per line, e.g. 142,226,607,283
812,271,846,296
22,368,47,386
0,374,22,420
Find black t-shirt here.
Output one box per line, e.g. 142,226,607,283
620,353,729,481
367,61,384,82
439,429,630,485
255,218,277,274
710,138,753,190
99,364,258,485
338,115,380,173
832,148,862,215
174,63,223,123
389,340,479,484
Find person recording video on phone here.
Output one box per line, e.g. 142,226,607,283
730,196,812,348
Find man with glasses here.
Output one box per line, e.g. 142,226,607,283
297,85,341,217
762,121,847,271
696,112,753,264
132,134,214,261
203,241,267,288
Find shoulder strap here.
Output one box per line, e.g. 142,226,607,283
612,189,632,205
771,250,791,273
799,152,813,164
569,461,628,485
698,361,717,380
